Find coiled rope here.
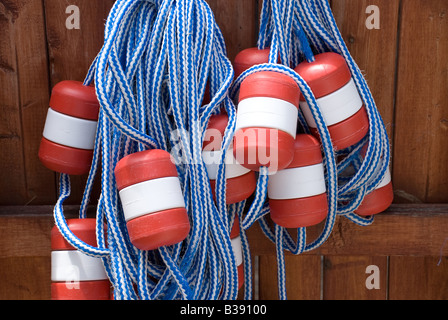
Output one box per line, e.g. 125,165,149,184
229,0,391,299
52,0,391,301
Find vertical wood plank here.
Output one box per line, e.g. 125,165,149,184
44,0,115,85
332,0,400,139
258,255,322,300
206,0,258,62
393,0,448,204
328,0,400,300
17,1,55,205
43,0,115,204
323,256,388,300
0,0,53,205
0,2,26,204
389,0,448,300
389,256,448,300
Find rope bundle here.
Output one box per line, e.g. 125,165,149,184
52,0,391,300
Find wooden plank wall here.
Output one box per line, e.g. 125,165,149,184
0,0,447,300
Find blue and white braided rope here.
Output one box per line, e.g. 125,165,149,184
240,0,391,299
51,0,390,301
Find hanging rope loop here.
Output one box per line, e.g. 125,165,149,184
49,0,392,301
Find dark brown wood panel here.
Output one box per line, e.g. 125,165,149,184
1,204,447,300
206,0,258,62
246,205,448,257
44,0,115,85
0,257,50,300
389,0,448,300
1,204,447,258
323,255,387,300
389,256,448,300
327,0,400,300
393,0,448,204
2,204,446,258
258,255,321,300
0,0,53,205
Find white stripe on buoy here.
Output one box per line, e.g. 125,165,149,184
43,108,98,150
300,79,363,128
236,96,298,138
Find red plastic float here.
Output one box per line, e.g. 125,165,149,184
268,134,328,228
233,71,301,173
294,52,369,150
202,113,256,204
51,219,110,300
355,146,394,216
114,149,190,251
38,81,100,175
233,47,271,79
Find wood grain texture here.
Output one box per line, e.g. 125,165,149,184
1,204,447,258
389,256,448,300
393,0,448,204
0,0,54,205
44,0,115,85
323,256,387,300
1,204,446,300
206,0,258,62
258,255,321,300
245,205,448,257
328,0,400,300
0,257,50,300
388,0,448,300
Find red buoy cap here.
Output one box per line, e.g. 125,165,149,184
355,182,394,216
237,265,244,290
126,208,191,251
233,127,295,172
230,216,240,239
50,80,100,121
239,71,301,107
203,113,229,150
51,218,99,251
295,52,351,100
114,149,178,191
51,280,111,300
38,137,94,175
209,171,256,204
233,47,271,79
288,134,323,168
269,193,328,228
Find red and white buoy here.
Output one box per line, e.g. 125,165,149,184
230,217,244,290
355,146,394,216
355,168,393,216
268,134,328,228
114,149,191,251
38,81,100,175
294,52,369,151
202,113,256,204
233,71,301,173
51,219,110,300
233,47,271,79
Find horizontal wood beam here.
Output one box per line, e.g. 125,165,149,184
1,204,447,258
247,204,448,256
